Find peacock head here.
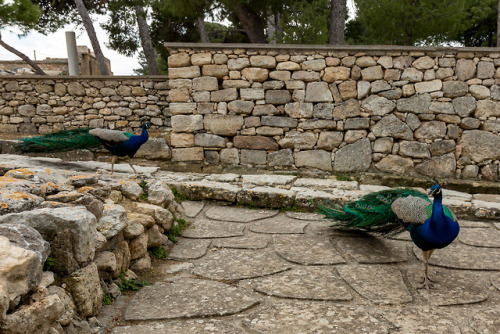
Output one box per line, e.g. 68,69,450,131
140,118,151,129
428,184,442,198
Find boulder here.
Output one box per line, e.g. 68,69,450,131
294,150,333,171
97,204,128,240
134,202,174,231
459,130,500,163
375,155,414,175
62,263,102,317
371,114,413,140
146,180,174,208
415,153,456,178
0,224,49,265
0,207,97,269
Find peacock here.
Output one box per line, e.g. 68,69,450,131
319,181,460,290
17,120,151,174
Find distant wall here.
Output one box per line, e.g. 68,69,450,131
1,43,500,181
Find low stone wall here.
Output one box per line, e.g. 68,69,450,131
1,43,500,181
0,164,181,333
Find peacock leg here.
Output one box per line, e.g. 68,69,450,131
111,156,117,174
418,249,435,290
128,157,138,174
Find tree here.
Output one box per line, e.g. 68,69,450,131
498,0,500,47
352,0,468,45
329,0,346,44
0,0,46,74
456,0,497,47
279,0,330,44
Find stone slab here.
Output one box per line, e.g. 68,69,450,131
337,237,408,263
167,238,211,260
181,201,205,218
242,301,388,334
124,279,259,320
380,307,461,334
182,219,245,238
285,212,326,221
273,235,345,265
337,265,412,305
459,228,500,248
211,233,269,249
414,243,500,270
491,272,500,291
170,181,240,202
406,267,488,306
242,174,296,186
112,320,243,334
459,220,491,228
252,267,352,301
469,308,500,334
249,215,308,234
192,248,291,280
205,206,278,222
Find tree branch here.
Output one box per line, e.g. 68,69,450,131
0,32,46,75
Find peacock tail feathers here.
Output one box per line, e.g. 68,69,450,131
318,188,429,233
17,128,102,153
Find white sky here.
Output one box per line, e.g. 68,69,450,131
0,0,356,76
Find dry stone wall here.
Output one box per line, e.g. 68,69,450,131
165,44,500,181
1,44,500,181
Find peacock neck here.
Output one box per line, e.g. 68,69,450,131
430,193,446,228
139,125,149,143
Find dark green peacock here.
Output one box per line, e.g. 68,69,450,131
319,181,460,290
17,120,151,174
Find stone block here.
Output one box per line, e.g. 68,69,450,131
240,149,267,165
323,67,350,82
211,88,238,102
195,133,226,148
415,153,456,178
204,114,243,136
250,56,276,68
242,68,269,82
305,82,333,102
268,149,294,166
171,133,195,147
168,66,200,79
375,155,414,175
361,66,384,81
234,135,278,150
292,71,320,81
172,147,204,161
285,102,313,118
294,150,332,171
220,148,239,165
415,79,442,93
171,115,203,132
361,95,395,116
414,121,447,140
456,59,476,81
191,52,212,66
168,53,191,67
278,131,316,149
265,90,292,104
63,263,102,317
317,131,343,150
240,88,265,100
443,81,468,98
228,100,254,114
193,76,219,91
228,58,250,70
202,64,229,78
333,99,360,120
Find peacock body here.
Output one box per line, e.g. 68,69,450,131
17,121,151,174
319,184,460,289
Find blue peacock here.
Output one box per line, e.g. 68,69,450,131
17,120,151,174
319,181,460,289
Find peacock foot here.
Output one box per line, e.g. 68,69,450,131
417,276,435,290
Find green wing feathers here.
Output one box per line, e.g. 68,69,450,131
318,188,428,232
17,128,102,153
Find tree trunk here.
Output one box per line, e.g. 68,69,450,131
233,2,267,43
134,6,159,75
74,0,110,75
0,32,46,75
497,0,500,47
329,0,346,44
195,17,210,43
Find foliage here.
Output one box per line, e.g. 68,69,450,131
335,173,353,182
351,0,469,45
138,180,149,200
170,187,188,203
117,271,151,292
133,51,169,75
279,200,306,213
101,2,140,57
102,291,112,305
166,218,189,243
0,0,41,30
456,0,497,46
43,256,54,271
148,246,169,259
279,0,330,44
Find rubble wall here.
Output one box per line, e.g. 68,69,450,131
1,43,500,180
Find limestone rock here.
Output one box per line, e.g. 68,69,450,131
371,114,413,140
145,179,174,208
62,263,102,317
278,131,317,149
305,82,333,102
0,224,50,265
134,202,173,231
204,114,244,136
294,150,332,171
361,95,395,116
333,138,372,172
459,130,500,163
97,204,128,240
399,141,430,158
414,121,447,140
375,155,414,175
396,94,431,114
415,152,456,178
456,59,476,81
120,180,143,201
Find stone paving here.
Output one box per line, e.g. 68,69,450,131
110,201,500,334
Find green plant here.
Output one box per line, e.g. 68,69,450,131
148,246,168,259
43,257,54,271
335,173,354,182
279,201,307,213
139,180,148,200
117,272,151,292
171,187,188,202
166,217,189,243
102,291,112,305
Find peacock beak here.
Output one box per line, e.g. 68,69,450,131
428,188,435,196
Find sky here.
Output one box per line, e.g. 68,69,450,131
1,0,357,76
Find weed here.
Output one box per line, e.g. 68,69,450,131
148,246,169,259
102,292,112,305
335,173,353,181
139,180,148,200
43,257,54,271
117,272,151,292
138,180,148,189
166,217,189,243
171,187,188,203
279,201,306,213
